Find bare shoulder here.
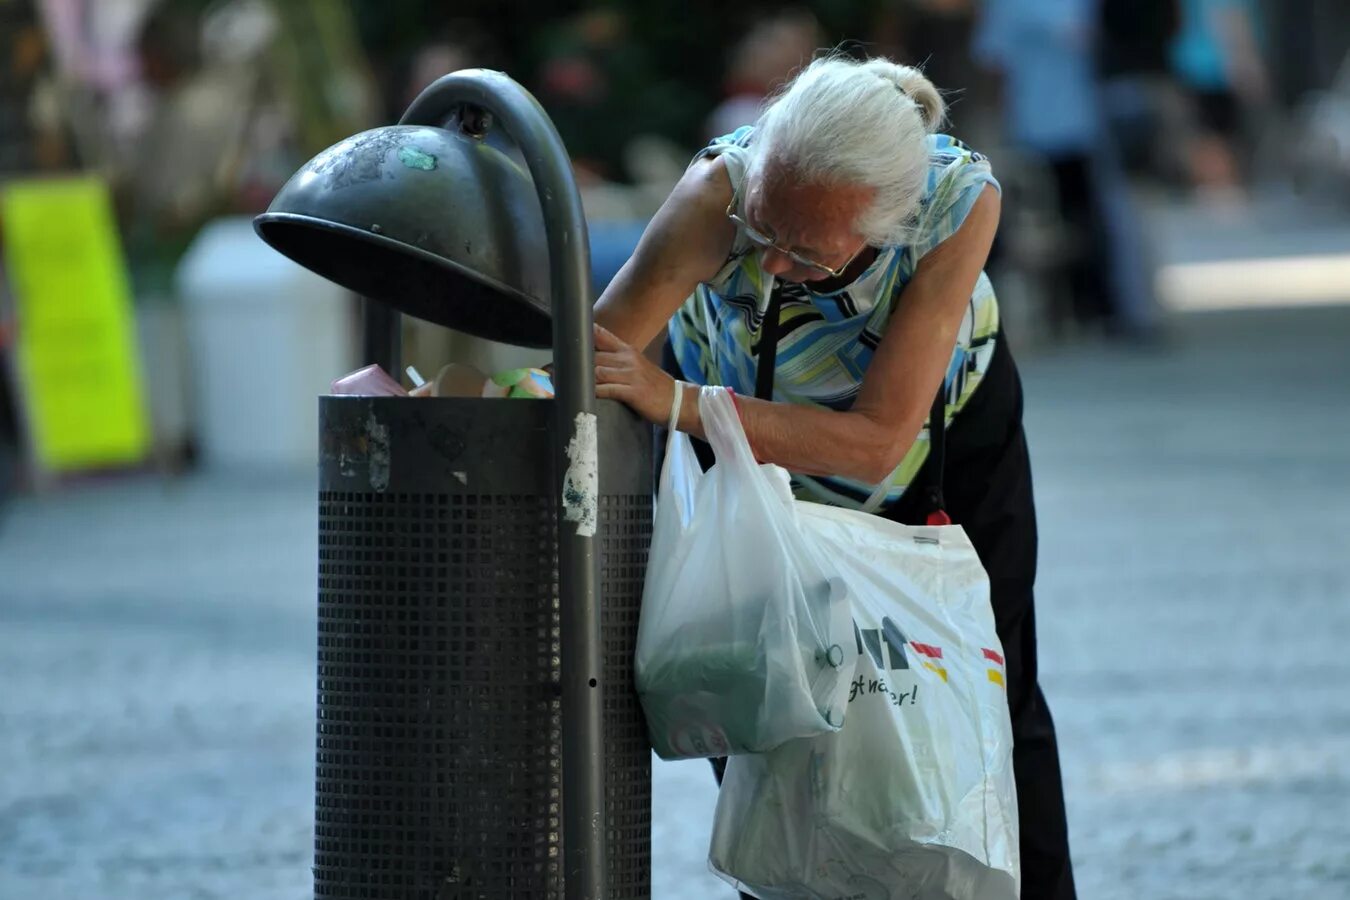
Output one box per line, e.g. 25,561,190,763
630,154,736,280
654,154,735,238
677,153,735,207
591,155,737,345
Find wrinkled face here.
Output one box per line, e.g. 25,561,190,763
735,163,874,283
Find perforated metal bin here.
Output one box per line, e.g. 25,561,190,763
314,395,653,899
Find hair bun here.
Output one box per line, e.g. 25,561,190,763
864,60,945,133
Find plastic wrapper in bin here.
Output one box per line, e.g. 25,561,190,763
710,503,1019,900
635,386,858,760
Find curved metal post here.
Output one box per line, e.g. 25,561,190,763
399,70,604,900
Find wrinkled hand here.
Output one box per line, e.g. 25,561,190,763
594,325,676,425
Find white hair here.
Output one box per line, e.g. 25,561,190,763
746,54,946,247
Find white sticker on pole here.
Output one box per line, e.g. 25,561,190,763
562,412,599,536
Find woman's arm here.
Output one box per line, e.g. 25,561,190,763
592,156,736,350
596,184,1001,484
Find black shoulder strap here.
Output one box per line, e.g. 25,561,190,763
753,284,784,400
754,280,948,518
925,384,948,518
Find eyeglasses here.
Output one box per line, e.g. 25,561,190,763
726,193,867,278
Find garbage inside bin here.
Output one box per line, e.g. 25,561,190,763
406,363,555,399
331,364,409,397
329,362,556,400
485,367,554,398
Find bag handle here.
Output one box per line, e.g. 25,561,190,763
658,379,706,523
753,282,949,522
699,385,759,470
659,379,685,485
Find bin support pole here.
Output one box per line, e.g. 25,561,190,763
361,299,401,375
399,70,605,900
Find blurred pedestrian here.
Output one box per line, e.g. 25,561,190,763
975,0,1160,339
1170,0,1271,200
593,53,1077,900
704,9,820,142
1097,0,1182,178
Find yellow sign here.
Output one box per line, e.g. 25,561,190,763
1,177,149,471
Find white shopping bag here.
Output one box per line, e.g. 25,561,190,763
710,502,1019,900
634,386,858,760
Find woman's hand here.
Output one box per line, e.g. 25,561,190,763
594,324,677,425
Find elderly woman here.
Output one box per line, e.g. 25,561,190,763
593,54,1076,899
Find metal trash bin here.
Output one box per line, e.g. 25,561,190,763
315,397,651,898
253,69,656,899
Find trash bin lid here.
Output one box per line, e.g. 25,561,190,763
254,124,554,348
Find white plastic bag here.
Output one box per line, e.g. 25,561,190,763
634,386,858,760
710,503,1019,900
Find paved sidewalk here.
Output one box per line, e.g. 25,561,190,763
1023,306,1350,900
2,304,1348,899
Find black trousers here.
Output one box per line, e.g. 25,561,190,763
668,334,1077,900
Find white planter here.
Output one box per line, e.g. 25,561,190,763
177,216,355,470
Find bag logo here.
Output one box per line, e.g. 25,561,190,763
983,647,1006,688
854,617,947,682
853,620,1008,692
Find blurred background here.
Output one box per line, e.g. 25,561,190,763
1,0,1348,898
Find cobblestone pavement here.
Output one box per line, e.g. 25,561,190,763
2,305,1348,900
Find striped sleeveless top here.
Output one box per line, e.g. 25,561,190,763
668,127,1002,511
